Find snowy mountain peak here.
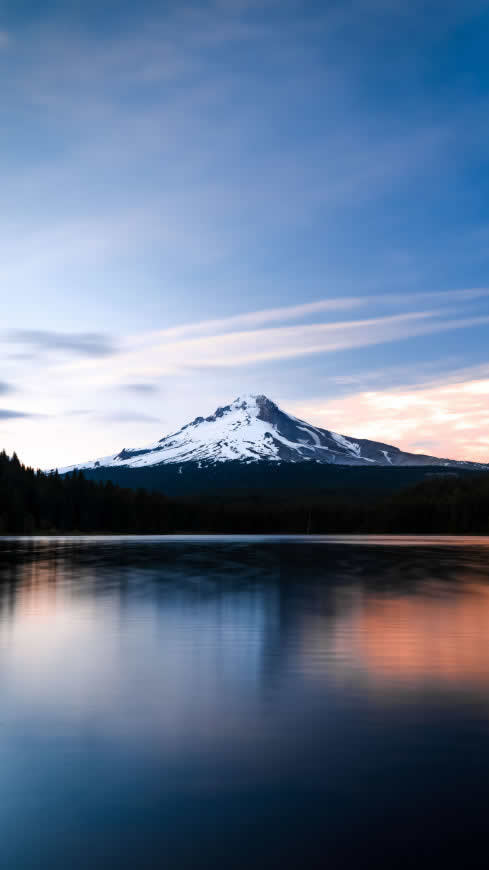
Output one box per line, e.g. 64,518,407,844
58,393,486,473
184,394,275,426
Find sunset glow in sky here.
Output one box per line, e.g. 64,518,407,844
2,0,489,467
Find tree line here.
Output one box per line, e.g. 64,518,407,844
1,450,489,534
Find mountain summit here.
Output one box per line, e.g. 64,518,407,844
59,393,485,472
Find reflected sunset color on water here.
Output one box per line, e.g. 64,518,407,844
1,536,489,867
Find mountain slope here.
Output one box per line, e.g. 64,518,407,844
59,393,486,472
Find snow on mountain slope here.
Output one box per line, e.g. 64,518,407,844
57,393,486,472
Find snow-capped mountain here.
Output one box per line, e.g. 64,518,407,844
59,393,485,472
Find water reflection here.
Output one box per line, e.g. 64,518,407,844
1,537,489,868
3,538,489,714
341,582,489,689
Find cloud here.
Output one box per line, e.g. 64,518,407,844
120,383,159,394
99,411,162,423
156,298,367,340
66,409,94,416
147,287,489,338
66,407,160,422
410,440,438,450
6,330,117,358
66,306,489,386
0,409,34,420
0,381,14,395
140,288,489,343
289,377,489,462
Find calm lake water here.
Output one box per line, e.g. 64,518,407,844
1,535,489,867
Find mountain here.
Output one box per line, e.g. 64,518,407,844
59,393,486,472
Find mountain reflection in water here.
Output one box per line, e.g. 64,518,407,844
1,536,489,868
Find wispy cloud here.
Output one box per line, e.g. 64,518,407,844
120,383,160,394
98,411,162,423
290,377,489,462
68,305,489,385
140,288,489,342
6,330,117,358
0,409,34,420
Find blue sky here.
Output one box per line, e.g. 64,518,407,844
2,0,489,466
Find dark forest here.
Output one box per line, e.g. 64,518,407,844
2,450,489,535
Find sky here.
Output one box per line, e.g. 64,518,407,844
2,0,489,467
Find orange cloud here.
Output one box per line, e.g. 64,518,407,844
290,377,489,463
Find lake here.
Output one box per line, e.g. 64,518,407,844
1,535,489,867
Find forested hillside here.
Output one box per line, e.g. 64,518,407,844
0,451,169,534
1,450,489,534
70,460,474,498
